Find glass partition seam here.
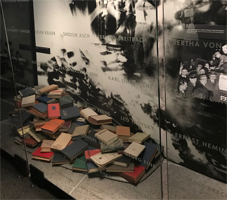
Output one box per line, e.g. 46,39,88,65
155,0,164,200
0,0,30,175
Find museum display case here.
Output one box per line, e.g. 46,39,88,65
0,0,226,199
1,0,163,199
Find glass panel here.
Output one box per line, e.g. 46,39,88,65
162,0,227,199
2,0,165,199
0,0,36,175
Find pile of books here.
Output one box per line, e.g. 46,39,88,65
11,84,163,184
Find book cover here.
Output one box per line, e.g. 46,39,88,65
113,155,132,167
138,141,158,169
28,128,48,143
116,126,131,136
32,147,54,161
72,125,89,139
101,125,116,133
48,103,60,119
41,119,65,134
37,95,55,104
62,139,88,160
124,142,146,159
21,95,36,107
88,115,112,125
128,132,150,143
118,165,145,184
52,152,70,166
95,129,118,145
19,87,35,97
38,84,58,95
41,140,55,152
83,130,100,148
60,106,80,120
51,133,72,151
48,88,64,98
68,123,78,134
84,149,101,161
32,102,47,114
72,155,87,172
59,95,74,109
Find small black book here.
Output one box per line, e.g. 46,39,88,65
19,87,35,97
60,106,80,120
113,155,131,167
62,139,88,161
59,95,74,109
83,130,100,148
68,123,78,134
52,152,70,166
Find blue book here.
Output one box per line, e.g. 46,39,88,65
19,87,35,97
60,106,80,120
139,142,158,169
37,95,54,104
32,102,47,113
87,161,99,173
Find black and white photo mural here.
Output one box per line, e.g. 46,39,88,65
158,0,227,183
34,0,160,140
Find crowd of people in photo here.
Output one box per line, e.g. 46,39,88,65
177,44,227,102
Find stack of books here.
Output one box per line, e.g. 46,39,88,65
11,84,163,185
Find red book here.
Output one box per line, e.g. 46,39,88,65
85,149,101,161
32,147,54,162
48,103,60,119
118,165,145,184
24,137,38,148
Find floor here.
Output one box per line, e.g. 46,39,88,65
1,118,227,200
0,156,58,200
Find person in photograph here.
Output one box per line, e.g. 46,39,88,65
193,74,209,100
196,64,203,75
133,0,155,70
178,78,188,95
205,71,217,93
124,0,136,36
198,67,208,75
186,70,197,95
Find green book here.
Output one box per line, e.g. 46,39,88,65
72,155,87,172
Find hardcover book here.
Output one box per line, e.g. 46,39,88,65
48,88,64,98
106,163,134,173
41,140,55,152
37,95,55,104
87,161,99,173
101,138,124,153
27,107,48,119
68,123,78,134
59,120,72,132
90,152,122,168
28,128,48,143
101,125,116,133
38,84,58,95
118,165,145,184
95,129,118,145
83,130,100,148
19,87,35,97
24,137,38,148
32,102,47,114
84,149,101,161
52,152,70,166
41,119,65,134
138,142,158,169
116,126,131,136
48,103,60,119
72,155,87,172
17,126,30,137
60,106,80,120
72,125,89,140
34,85,45,94
62,139,88,161
128,132,150,143
124,142,146,159
31,120,47,132
59,95,74,109
32,147,54,162
51,132,72,151
113,155,132,167
80,108,112,125
21,95,36,107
